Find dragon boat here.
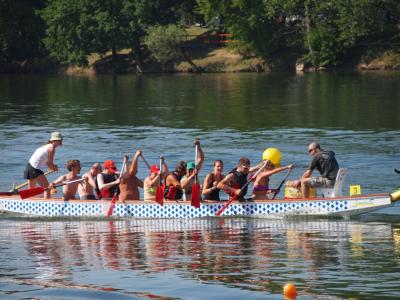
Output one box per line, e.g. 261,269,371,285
0,192,398,218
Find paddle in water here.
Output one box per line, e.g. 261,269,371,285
19,178,84,200
191,143,201,208
215,160,268,216
395,169,400,174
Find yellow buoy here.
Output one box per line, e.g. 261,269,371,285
391,190,400,201
262,147,282,167
283,283,297,299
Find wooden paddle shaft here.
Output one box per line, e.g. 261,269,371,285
12,170,54,191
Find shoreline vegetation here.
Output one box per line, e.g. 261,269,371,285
1,1,399,75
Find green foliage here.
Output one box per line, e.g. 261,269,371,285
0,0,46,61
1,0,399,69
145,25,186,63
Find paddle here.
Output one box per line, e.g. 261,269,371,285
140,153,151,169
395,169,400,174
215,160,268,216
271,168,294,199
9,170,54,193
191,144,201,208
155,157,164,205
19,178,84,199
106,158,126,217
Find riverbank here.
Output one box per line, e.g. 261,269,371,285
1,47,400,75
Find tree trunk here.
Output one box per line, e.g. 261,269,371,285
178,47,200,73
304,0,313,55
111,47,117,62
132,45,143,73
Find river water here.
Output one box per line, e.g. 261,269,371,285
0,72,399,299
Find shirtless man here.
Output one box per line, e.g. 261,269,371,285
119,150,144,201
49,160,82,201
78,163,102,200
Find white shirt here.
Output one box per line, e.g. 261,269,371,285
29,144,51,169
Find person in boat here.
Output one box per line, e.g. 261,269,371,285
23,132,63,199
252,161,294,200
202,159,225,201
143,157,168,202
164,161,196,201
78,163,102,200
48,159,82,201
97,159,121,200
119,150,144,201
217,157,261,202
252,147,294,200
181,139,204,201
299,142,339,198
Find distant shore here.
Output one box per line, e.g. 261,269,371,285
1,48,399,75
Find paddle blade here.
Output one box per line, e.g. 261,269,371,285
106,193,118,216
155,185,164,206
191,182,201,208
19,187,46,199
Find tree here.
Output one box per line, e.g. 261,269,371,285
145,24,199,71
0,0,46,61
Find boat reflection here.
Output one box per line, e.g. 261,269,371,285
7,218,399,295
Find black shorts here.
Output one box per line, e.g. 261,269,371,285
24,163,44,180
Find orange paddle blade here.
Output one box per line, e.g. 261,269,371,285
191,182,201,208
19,186,46,199
106,193,118,216
155,186,164,206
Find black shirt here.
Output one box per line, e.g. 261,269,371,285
309,150,339,180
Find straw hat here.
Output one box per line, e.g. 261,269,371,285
50,132,63,141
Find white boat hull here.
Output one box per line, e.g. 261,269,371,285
0,194,396,218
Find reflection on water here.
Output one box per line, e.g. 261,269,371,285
1,73,400,130
0,218,399,299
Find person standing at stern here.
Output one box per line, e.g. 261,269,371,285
23,132,63,199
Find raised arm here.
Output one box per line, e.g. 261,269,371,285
194,139,204,171
161,157,169,177
128,149,141,175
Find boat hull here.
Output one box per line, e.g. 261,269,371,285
0,194,395,218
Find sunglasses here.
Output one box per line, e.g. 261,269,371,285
308,148,315,153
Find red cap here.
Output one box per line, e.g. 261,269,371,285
103,160,117,174
150,165,160,174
